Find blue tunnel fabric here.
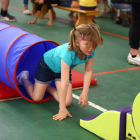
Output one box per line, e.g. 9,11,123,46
0,27,28,88
0,22,10,29
0,22,59,102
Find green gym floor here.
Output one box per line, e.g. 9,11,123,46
0,1,140,140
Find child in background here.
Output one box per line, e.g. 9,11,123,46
17,24,104,121
79,0,100,23
28,0,53,26
79,0,100,10
59,0,79,22
23,0,32,15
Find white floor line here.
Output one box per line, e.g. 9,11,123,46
72,93,108,112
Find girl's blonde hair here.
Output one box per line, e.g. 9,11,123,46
31,0,37,15
68,24,104,54
31,3,38,15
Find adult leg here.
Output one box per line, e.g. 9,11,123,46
127,3,140,65
129,3,140,54
0,0,16,21
1,0,9,10
0,0,9,15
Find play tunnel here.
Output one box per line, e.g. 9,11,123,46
0,22,59,103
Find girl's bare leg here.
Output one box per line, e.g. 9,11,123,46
68,11,74,21
71,1,79,8
24,5,28,11
23,5,31,14
54,81,72,107
73,13,78,22
47,9,53,26
46,86,59,102
22,79,48,102
70,1,79,22
22,78,72,104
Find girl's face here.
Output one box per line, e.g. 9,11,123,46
76,39,94,56
34,0,44,4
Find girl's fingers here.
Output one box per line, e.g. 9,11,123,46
81,103,84,108
53,114,65,120
53,114,60,120
53,112,72,121
81,101,88,108
53,114,58,118
68,113,73,117
53,116,59,120
54,116,65,121
78,98,81,104
59,117,65,121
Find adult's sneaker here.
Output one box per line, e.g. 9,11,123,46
127,53,140,65
0,13,16,21
17,71,29,85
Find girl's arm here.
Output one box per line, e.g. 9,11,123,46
60,59,70,109
28,10,41,24
53,59,72,121
79,57,94,108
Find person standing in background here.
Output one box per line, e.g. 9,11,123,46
0,0,16,21
127,0,140,65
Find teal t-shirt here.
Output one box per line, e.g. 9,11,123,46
43,43,95,73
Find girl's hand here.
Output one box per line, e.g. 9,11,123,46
47,21,53,26
53,108,73,121
28,21,35,24
78,93,88,108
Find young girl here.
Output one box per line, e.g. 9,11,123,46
28,0,53,26
17,24,104,121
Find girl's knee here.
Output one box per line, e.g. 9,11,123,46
66,100,72,107
31,96,43,102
